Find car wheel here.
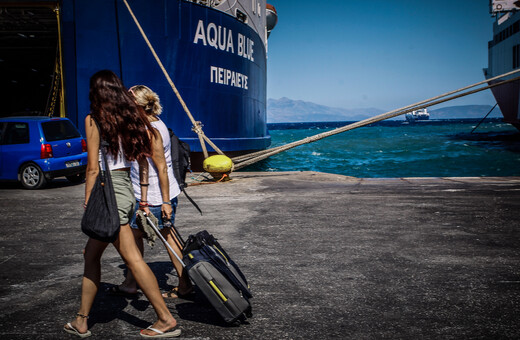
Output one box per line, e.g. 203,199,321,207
20,163,47,189
66,172,85,184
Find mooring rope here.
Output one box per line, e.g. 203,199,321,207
118,2,520,171
122,0,224,159
471,103,498,134
233,69,520,164
233,70,520,170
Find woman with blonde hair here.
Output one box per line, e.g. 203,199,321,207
63,71,180,338
109,85,193,300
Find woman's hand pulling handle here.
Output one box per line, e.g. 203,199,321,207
162,202,173,221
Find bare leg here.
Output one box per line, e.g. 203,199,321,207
65,238,109,334
161,228,193,296
121,226,192,297
118,228,143,293
113,224,176,335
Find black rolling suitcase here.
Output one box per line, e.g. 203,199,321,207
142,213,253,324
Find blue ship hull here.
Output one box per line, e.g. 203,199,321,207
59,0,270,154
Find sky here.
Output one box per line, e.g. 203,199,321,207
265,0,497,112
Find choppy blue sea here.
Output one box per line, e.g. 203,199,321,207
242,119,520,177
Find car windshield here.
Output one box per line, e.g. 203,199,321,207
41,120,81,142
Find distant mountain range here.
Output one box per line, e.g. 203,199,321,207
267,97,502,123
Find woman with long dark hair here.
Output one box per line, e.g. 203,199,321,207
110,85,193,299
63,70,180,338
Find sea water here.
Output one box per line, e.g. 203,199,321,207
242,119,520,178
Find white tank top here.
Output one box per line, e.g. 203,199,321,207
131,119,180,205
100,140,131,170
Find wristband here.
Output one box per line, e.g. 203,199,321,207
139,202,149,207
140,183,149,186
162,201,171,205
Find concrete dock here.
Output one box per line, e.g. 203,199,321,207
1,172,519,339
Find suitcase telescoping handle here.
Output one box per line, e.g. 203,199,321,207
143,213,186,269
164,219,185,248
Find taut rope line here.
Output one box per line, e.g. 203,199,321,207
471,103,498,134
233,72,520,170
233,68,520,164
122,0,224,159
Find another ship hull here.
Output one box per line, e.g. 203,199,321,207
486,8,520,130
488,79,520,130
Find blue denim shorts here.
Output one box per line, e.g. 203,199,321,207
130,197,178,230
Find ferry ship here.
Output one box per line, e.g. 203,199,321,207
405,109,430,122
0,0,278,166
485,0,520,130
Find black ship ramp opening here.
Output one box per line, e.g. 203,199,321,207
0,4,59,118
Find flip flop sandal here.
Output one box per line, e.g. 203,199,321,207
162,287,194,299
140,326,181,338
64,323,92,338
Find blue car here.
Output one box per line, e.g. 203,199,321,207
0,117,88,189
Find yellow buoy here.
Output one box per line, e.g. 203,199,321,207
203,155,234,180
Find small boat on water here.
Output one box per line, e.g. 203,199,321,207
405,109,430,122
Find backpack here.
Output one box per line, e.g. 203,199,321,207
168,128,202,214
169,127,191,189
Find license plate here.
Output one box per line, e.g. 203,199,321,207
66,160,80,168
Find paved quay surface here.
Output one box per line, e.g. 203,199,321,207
1,171,520,339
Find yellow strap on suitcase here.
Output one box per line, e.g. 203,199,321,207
209,280,228,302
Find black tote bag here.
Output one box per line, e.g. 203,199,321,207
81,120,120,242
